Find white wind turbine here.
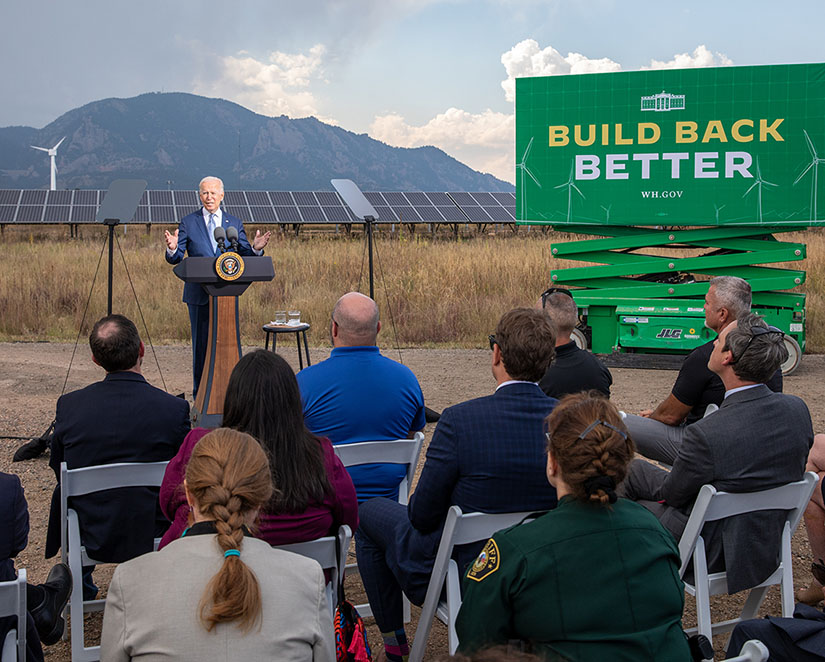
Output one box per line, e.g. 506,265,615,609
793,129,824,221
516,137,541,219
31,137,65,190
742,157,776,222
554,160,585,223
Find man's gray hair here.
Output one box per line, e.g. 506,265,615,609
542,292,578,336
723,312,787,383
199,176,224,193
710,276,751,320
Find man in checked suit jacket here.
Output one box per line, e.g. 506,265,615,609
164,176,270,396
356,308,560,661
623,312,813,593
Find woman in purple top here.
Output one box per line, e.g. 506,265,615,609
159,350,358,550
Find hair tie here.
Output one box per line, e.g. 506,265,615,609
583,475,617,504
224,549,240,559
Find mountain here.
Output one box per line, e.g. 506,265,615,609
0,92,513,191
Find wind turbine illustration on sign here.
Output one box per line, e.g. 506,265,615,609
793,129,824,221
555,160,585,223
742,157,776,222
516,137,541,219
31,137,65,191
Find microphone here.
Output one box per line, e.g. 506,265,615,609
225,226,240,253
213,226,227,253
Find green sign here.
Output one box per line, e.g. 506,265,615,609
515,63,825,227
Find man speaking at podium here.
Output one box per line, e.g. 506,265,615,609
164,176,270,396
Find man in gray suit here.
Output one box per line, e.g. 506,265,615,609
622,312,813,592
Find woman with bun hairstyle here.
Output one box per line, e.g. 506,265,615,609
159,349,357,550
101,428,334,661
455,392,691,662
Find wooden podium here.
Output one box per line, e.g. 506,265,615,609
173,255,274,428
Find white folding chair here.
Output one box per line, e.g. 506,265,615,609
0,568,26,662
60,461,169,662
333,432,425,620
678,471,818,641
274,524,352,619
725,639,769,662
409,506,542,662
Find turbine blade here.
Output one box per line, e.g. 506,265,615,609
524,166,541,187
31,145,48,152
743,182,758,197
571,184,585,199
804,130,818,159
54,136,66,150
794,162,814,185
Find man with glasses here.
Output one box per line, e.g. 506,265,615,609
622,312,813,593
624,275,782,465
355,308,560,662
537,288,612,398
296,291,425,502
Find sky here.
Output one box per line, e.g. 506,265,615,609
3,0,824,184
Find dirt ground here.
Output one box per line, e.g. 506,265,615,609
1,341,824,660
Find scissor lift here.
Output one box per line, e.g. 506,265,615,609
547,225,806,374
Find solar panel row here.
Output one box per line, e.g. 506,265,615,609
0,190,515,225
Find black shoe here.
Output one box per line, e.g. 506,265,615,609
12,436,48,462
30,563,72,646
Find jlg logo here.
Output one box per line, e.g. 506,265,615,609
656,328,683,339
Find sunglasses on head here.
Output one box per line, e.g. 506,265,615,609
488,334,498,351
541,287,574,309
730,325,784,364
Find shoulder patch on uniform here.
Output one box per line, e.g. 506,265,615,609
466,539,500,582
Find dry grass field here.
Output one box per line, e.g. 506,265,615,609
1,224,823,352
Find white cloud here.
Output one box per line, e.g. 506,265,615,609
500,39,622,102
368,41,736,185
370,109,515,182
643,45,733,70
193,44,329,120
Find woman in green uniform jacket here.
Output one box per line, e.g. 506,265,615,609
455,392,691,662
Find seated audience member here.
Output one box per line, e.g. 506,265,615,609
624,276,782,465
1,471,72,662
727,604,825,661
622,313,813,593
296,292,426,502
160,349,357,549
537,288,612,398
101,429,334,662
44,314,190,599
356,308,560,662
456,393,691,661
798,434,825,605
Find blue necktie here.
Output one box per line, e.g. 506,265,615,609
208,213,218,254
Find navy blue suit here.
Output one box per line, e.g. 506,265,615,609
45,372,191,562
165,208,255,394
1,472,44,662
356,382,559,633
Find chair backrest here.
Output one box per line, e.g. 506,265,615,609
333,432,425,505
409,506,543,662
0,568,26,662
59,461,170,563
59,461,169,662
678,472,818,578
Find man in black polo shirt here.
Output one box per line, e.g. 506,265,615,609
625,276,782,465
538,289,612,399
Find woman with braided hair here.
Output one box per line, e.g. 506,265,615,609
455,392,691,661
100,428,335,662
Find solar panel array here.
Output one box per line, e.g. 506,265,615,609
0,190,515,226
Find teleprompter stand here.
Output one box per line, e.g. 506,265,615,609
173,256,274,427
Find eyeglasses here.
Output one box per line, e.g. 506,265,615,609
730,325,784,363
540,287,574,309
488,334,498,351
